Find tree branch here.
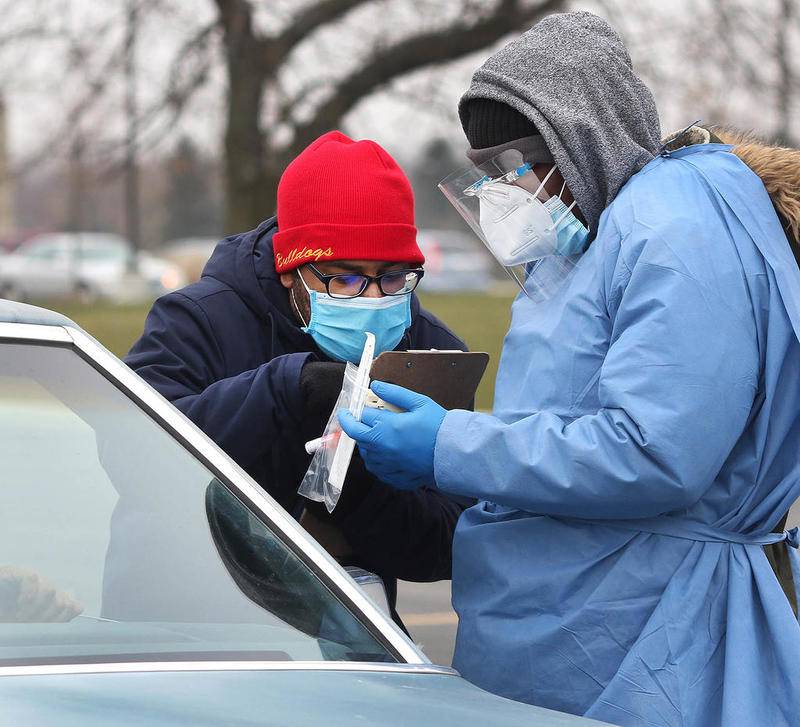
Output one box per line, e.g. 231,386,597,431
213,0,253,33
89,23,218,176
287,0,564,153
266,0,374,64
13,19,216,180
11,39,125,176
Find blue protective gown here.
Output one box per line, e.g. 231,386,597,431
434,144,800,726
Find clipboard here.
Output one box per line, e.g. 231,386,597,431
368,350,489,410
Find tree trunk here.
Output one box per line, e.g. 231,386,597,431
219,2,269,233
223,62,269,232
775,0,795,146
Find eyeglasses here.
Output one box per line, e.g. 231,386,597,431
305,263,424,299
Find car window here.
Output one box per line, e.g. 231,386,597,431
22,244,63,261
77,245,127,261
0,343,395,667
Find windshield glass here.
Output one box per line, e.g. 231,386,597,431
0,342,395,667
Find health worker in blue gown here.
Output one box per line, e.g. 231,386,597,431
340,11,800,727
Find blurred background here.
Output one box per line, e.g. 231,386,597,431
0,0,796,664
0,0,796,407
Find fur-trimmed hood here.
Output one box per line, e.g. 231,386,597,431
664,125,800,246
716,128,800,246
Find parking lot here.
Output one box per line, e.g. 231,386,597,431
397,580,457,666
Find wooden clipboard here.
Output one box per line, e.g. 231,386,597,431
369,350,489,410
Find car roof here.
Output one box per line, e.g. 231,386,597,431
0,669,605,726
0,299,78,328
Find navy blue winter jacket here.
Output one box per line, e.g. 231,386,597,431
126,218,468,589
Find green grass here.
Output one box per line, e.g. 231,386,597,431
52,292,514,412
54,303,154,360
418,293,512,411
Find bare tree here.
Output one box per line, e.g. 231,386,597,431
124,0,141,268
775,0,796,145
3,0,566,234
21,0,797,245
600,0,799,145
212,0,565,232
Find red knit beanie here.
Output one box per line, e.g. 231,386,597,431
273,131,424,273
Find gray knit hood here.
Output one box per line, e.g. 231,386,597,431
459,11,661,233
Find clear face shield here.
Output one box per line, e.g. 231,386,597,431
438,148,589,301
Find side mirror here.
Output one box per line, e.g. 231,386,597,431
344,566,390,617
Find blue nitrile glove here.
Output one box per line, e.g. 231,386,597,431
338,381,447,490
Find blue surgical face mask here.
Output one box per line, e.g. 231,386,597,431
543,195,590,256
292,275,412,363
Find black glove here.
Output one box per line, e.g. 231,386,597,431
302,450,376,524
300,361,346,417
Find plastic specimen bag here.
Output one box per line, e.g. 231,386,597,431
298,333,375,512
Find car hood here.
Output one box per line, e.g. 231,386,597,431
0,668,609,726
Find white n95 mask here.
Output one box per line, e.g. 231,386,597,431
439,150,589,301
477,181,559,266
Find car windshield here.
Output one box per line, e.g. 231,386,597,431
0,341,396,667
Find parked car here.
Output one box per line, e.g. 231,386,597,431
0,300,608,726
0,232,186,303
0,228,49,254
417,229,495,293
160,236,219,283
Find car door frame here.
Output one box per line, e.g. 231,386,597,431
0,320,446,677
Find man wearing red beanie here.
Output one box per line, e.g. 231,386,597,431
126,131,469,625
273,130,427,364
